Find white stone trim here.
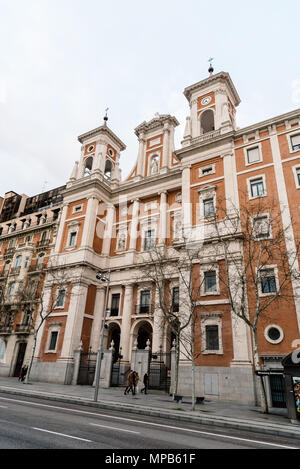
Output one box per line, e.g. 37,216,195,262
264,324,284,345
200,263,220,296
257,264,280,297
286,130,300,154
292,164,300,189
200,313,223,355
243,142,263,166
246,173,267,200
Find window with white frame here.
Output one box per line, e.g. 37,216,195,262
246,146,261,165
248,176,266,199
8,282,16,296
46,324,61,353
253,214,271,240
116,226,127,251
292,166,300,189
72,204,83,214
201,313,223,354
66,221,80,249
144,228,156,251
290,134,300,151
200,265,219,296
56,288,66,308
198,185,216,220
264,325,284,344
259,267,278,295
139,290,151,314
203,198,215,218
172,211,182,240
204,271,217,293
69,231,77,247
199,164,215,178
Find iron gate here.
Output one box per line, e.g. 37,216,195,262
270,374,286,408
149,350,171,393
111,356,122,387
77,348,97,385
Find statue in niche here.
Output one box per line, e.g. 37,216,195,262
117,233,126,251
150,156,159,175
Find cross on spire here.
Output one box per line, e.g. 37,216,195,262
104,107,109,125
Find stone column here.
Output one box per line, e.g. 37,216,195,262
60,282,89,359
120,284,134,362
89,286,106,352
53,203,68,253
182,165,191,238
102,203,115,256
158,191,168,245
136,133,145,178
161,124,170,171
129,199,140,251
81,197,98,248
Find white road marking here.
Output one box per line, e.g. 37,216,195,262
90,423,140,434
0,395,297,449
32,427,92,442
0,405,8,408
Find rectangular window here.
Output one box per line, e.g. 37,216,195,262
8,282,15,295
250,178,265,198
291,134,300,151
57,289,66,307
49,331,58,351
261,270,277,294
140,290,151,314
206,325,219,351
204,271,217,293
110,294,120,316
297,168,300,186
144,229,155,251
203,198,215,217
172,287,179,313
247,147,260,164
69,232,77,247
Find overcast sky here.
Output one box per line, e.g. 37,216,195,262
1,0,300,197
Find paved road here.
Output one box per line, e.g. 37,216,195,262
0,392,299,450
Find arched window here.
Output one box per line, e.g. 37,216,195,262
200,109,215,134
15,255,22,269
104,159,113,179
84,156,93,175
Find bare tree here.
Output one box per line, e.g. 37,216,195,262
20,258,75,384
207,194,300,413
141,244,203,409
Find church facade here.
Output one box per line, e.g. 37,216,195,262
0,70,300,406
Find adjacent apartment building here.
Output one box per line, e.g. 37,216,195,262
0,69,299,406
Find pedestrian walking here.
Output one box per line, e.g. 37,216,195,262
132,371,139,395
141,372,149,394
124,370,133,395
19,364,28,382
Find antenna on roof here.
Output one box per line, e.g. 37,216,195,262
208,57,214,76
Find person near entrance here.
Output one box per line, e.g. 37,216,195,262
141,372,149,394
19,364,28,382
124,370,133,395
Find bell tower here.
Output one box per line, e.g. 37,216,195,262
68,114,126,186
182,68,241,147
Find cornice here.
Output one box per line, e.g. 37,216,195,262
134,114,179,137
234,108,300,138
183,72,241,106
78,125,126,151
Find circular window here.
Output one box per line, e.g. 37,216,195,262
265,325,284,344
88,145,95,153
108,148,114,157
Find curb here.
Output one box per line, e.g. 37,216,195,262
0,386,299,441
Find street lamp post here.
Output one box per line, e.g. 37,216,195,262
94,269,111,402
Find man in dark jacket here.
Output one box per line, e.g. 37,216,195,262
141,372,149,394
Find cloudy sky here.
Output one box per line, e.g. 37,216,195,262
0,0,300,197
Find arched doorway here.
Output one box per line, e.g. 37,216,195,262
107,322,121,362
136,321,152,350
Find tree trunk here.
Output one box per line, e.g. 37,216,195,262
173,333,180,398
191,354,196,411
252,328,268,413
24,329,38,384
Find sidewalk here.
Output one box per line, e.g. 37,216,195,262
0,377,299,440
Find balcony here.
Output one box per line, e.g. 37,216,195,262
0,325,13,335
14,324,32,334
135,304,152,315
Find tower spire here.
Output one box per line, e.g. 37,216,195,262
208,57,214,76
103,107,109,126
